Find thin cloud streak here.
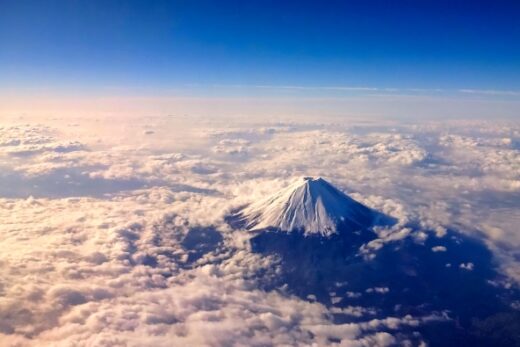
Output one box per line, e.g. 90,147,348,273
458,89,520,96
210,84,520,98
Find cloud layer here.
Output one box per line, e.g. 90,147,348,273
0,115,518,346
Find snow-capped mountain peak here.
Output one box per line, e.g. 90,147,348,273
236,177,374,236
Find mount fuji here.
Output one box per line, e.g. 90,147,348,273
226,177,520,346
234,176,383,236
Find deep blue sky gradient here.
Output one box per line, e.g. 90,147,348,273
1,0,520,95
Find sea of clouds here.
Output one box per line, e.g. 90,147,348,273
0,114,518,346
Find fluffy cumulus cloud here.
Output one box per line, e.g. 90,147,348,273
0,115,518,346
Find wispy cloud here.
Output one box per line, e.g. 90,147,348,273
253,85,385,92
210,84,520,97
458,89,520,96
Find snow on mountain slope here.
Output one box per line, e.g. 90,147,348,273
236,177,375,236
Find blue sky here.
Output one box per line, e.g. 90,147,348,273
1,0,520,97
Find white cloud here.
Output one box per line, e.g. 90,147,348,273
0,115,518,345
432,246,447,252
365,287,390,294
460,262,475,271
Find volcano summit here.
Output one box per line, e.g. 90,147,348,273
235,177,376,236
